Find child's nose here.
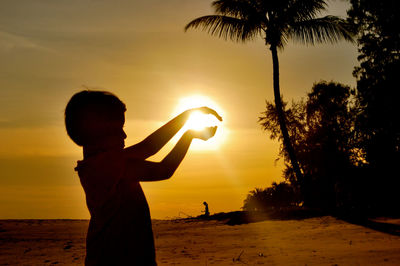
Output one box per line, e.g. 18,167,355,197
122,130,127,139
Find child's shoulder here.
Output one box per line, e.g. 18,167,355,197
75,150,126,177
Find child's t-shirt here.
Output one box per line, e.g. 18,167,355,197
75,150,156,266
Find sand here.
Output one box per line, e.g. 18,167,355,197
0,216,399,265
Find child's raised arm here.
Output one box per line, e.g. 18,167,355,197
123,107,221,159
124,126,217,182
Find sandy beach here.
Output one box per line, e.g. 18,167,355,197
1,215,400,265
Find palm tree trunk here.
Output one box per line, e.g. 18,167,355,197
270,45,304,182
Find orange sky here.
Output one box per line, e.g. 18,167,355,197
0,0,358,219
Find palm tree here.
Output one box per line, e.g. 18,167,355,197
185,0,354,182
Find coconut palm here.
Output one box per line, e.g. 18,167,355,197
185,0,354,182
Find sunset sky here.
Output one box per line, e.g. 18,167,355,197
0,0,357,219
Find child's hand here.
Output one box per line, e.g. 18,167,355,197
186,107,223,122
189,126,217,141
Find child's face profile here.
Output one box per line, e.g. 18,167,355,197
95,113,126,150
105,122,126,150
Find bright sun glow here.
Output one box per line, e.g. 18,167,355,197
185,111,220,131
175,95,228,151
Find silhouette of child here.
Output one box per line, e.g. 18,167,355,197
65,90,221,265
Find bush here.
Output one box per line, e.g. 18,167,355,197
242,182,300,211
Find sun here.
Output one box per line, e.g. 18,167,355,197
185,111,220,131
174,95,227,151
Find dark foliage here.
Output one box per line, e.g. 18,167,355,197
348,0,400,214
242,182,300,212
259,81,369,212
255,1,400,217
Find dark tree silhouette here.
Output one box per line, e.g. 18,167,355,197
242,182,299,211
260,81,357,210
348,0,400,214
185,0,355,182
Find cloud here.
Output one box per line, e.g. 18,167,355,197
0,30,49,52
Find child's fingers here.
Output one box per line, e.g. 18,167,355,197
205,126,217,138
214,112,223,121
197,107,223,121
212,126,217,135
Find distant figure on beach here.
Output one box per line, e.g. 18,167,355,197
202,201,210,217
65,90,221,265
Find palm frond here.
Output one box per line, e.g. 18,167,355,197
287,0,328,22
263,0,329,48
184,15,261,42
212,0,261,20
286,15,355,45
